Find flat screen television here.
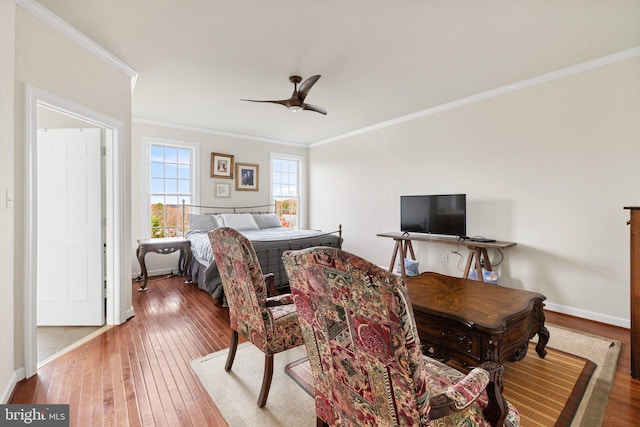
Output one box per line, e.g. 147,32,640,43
401,194,466,237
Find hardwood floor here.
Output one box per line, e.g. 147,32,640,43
10,275,640,426
544,311,640,426
11,275,236,426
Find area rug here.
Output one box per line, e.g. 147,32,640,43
190,343,312,427
191,324,620,427
532,324,621,427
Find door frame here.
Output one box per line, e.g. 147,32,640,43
24,85,130,378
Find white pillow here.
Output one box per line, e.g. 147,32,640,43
219,213,260,231
187,214,218,232
252,213,283,229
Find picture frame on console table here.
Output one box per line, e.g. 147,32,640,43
211,152,234,179
236,163,259,191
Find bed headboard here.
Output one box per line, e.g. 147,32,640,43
181,200,276,235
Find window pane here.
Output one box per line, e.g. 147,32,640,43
151,178,164,193
178,179,190,193
165,147,178,162
178,148,190,164
165,163,177,178
150,195,164,205
150,146,164,162
178,164,190,179
151,162,164,178
165,179,178,194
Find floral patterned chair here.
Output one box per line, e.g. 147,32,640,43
209,227,305,407
283,246,520,427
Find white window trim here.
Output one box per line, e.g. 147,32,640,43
141,137,200,238
270,152,306,229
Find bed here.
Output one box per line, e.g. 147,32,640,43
183,206,342,301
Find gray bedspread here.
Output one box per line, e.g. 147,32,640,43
186,227,342,299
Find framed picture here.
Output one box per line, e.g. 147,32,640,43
235,163,259,191
211,153,234,179
215,182,230,198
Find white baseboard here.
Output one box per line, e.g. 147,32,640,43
123,306,135,321
1,367,25,404
131,267,175,279
545,301,629,329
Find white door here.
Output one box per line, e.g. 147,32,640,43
37,128,104,326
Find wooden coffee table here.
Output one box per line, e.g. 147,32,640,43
405,272,549,367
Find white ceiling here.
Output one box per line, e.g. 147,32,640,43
34,0,640,145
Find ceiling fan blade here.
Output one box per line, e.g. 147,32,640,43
303,103,327,115
298,75,321,101
241,98,291,108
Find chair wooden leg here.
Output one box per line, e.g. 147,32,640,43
479,362,507,427
225,330,239,371
316,416,328,427
257,354,274,407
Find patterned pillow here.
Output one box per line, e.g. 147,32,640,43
219,213,260,231
252,214,283,229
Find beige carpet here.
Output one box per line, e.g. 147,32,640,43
191,324,620,427
191,343,313,427
537,325,620,427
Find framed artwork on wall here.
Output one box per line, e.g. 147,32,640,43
235,163,259,191
215,182,231,198
211,153,234,179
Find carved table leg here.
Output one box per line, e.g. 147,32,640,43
536,325,550,359
137,246,149,291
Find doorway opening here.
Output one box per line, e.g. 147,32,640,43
35,107,105,366
24,85,130,378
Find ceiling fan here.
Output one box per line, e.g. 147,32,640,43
242,75,327,115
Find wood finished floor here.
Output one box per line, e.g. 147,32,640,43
10,275,640,426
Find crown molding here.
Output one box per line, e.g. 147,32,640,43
15,0,637,147
132,118,307,148
310,45,640,147
15,0,138,91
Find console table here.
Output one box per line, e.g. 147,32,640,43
405,272,548,366
136,237,192,291
377,232,516,281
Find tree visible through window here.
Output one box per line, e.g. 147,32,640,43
149,144,193,238
272,155,302,229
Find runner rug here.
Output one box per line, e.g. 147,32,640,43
191,324,620,427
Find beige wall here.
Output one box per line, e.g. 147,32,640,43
309,57,640,327
13,8,133,373
131,122,307,276
0,0,16,402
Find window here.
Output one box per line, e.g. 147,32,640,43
146,140,197,238
271,154,303,229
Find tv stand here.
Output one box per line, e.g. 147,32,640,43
376,232,516,281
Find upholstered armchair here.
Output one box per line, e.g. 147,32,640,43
283,246,520,427
209,227,305,407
